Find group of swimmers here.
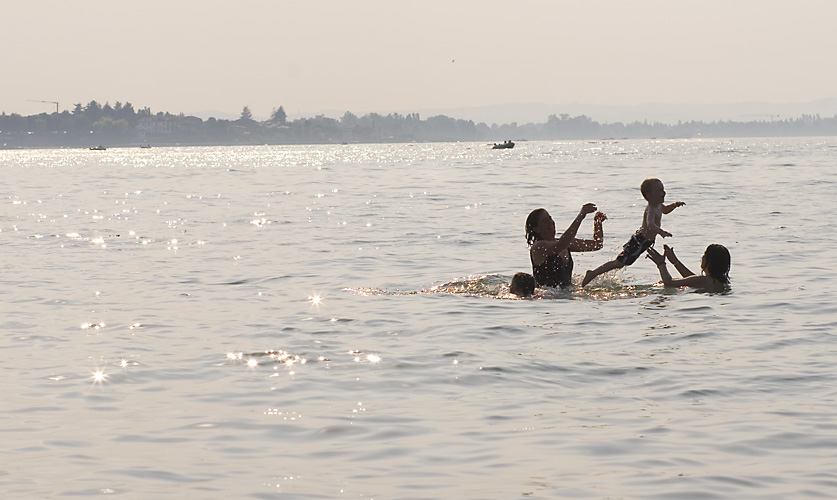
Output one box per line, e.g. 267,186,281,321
510,177,731,297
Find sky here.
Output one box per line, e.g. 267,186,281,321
4,0,836,122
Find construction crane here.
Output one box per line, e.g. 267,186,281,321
28,100,60,113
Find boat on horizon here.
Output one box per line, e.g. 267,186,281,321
90,145,107,151
492,141,514,149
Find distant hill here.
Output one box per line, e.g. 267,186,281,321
300,99,837,126
190,99,837,126
191,109,245,121
416,98,837,125
5,98,837,150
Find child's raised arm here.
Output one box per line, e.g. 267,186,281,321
662,201,685,214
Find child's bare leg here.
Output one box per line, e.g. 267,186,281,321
582,260,624,286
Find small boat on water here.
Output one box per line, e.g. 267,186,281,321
492,141,514,149
140,144,152,149
90,145,107,151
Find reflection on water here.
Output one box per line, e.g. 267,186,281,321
1,139,835,499
348,272,659,301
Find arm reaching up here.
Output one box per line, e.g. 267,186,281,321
646,247,675,285
664,245,694,277
569,211,607,252
550,203,597,252
647,246,716,288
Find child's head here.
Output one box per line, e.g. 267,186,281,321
640,178,665,203
525,208,548,245
701,244,731,284
510,272,536,297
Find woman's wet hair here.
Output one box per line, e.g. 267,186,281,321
525,208,547,245
703,244,731,284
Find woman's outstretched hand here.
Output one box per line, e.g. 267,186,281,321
594,211,607,223
580,203,597,216
663,244,678,263
646,246,665,265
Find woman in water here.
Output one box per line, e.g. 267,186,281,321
526,203,607,288
646,244,730,288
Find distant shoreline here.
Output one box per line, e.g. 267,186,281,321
3,101,836,150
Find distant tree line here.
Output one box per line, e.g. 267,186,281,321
2,100,837,149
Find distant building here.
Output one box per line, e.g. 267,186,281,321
136,118,175,135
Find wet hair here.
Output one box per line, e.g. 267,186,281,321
525,208,547,245
640,178,662,201
702,244,731,284
510,272,536,297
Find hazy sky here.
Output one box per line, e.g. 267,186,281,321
4,0,836,120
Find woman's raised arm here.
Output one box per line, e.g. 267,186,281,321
569,211,606,252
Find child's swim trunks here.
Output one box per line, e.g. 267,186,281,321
616,232,653,265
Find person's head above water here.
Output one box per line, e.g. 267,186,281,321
510,272,536,297
701,244,731,284
525,208,551,245
640,178,664,203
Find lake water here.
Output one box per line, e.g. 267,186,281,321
1,138,835,499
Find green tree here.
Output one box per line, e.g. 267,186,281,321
271,106,287,124
240,106,253,121
340,111,357,127
93,117,131,137
120,102,136,122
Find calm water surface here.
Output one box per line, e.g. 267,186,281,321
1,139,835,499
